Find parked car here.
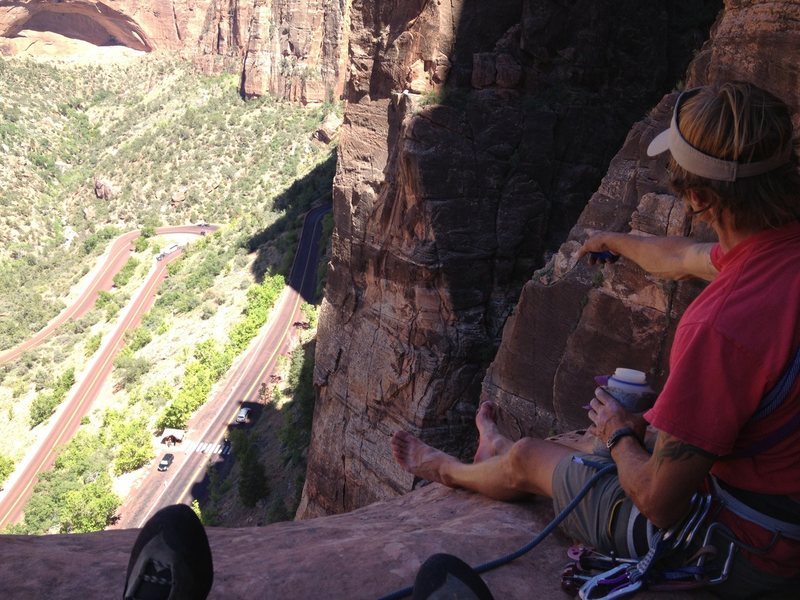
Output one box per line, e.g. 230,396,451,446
235,407,251,424
157,453,174,472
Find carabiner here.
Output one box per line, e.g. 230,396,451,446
578,564,643,599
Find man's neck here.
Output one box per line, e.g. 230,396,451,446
712,212,762,253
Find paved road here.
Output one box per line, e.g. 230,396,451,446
0,225,216,364
0,225,214,527
0,204,329,529
119,204,330,528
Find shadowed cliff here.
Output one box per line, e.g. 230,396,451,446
301,0,722,519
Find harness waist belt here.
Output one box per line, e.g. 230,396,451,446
711,477,800,541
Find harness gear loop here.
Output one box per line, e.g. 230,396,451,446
578,492,736,599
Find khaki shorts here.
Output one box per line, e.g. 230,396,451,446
550,452,795,599
551,452,629,555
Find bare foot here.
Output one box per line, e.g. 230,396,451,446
391,431,459,486
473,401,513,463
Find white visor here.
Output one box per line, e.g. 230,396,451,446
647,87,792,182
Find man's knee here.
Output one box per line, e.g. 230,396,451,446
506,437,541,491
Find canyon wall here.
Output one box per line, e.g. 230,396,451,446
0,0,349,103
299,0,722,518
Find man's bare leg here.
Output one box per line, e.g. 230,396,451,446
473,401,513,463
391,430,573,501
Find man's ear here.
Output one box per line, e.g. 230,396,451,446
686,190,712,216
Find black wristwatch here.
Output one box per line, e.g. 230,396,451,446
606,427,642,451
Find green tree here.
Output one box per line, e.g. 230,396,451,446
29,367,76,427
279,342,316,466
114,440,153,475
229,429,269,507
60,472,119,533
0,454,14,487
29,392,58,427
238,452,269,508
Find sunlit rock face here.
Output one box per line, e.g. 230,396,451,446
0,1,350,103
240,0,349,103
300,0,722,518
0,1,167,52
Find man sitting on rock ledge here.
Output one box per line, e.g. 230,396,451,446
392,81,800,599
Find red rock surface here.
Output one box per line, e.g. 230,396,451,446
0,483,716,599
483,0,800,439
0,0,349,103
302,0,719,518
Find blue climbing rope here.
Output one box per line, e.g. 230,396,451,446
376,460,618,600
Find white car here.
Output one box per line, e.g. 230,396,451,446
235,407,251,424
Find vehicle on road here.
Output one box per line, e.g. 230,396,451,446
156,244,179,261
235,407,251,424
157,453,175,471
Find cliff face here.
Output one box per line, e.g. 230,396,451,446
300,0,721,518
0,0,349,103
482,0,800,440
239,0,350,102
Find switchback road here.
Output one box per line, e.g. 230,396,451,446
0,205,328,529
0,225,212,526
0,225,216,364
120,204,330,528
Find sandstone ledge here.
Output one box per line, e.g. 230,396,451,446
0,484,711,599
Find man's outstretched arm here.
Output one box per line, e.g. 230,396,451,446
578,232,718,282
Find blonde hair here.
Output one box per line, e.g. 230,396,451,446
668,81,800,230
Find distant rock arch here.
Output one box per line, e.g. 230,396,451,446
0,1,153,52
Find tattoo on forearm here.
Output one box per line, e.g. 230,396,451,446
655,438,716,469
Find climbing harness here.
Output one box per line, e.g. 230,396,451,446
576,491,726,598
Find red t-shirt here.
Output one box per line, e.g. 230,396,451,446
645,221,800,577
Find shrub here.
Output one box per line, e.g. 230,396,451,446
29,368,75,428
113,257,140,288
125,326,152,352
113,352,151,390
133,236,150,252
0,454,14,487
85,332,102,357
144,380,174,409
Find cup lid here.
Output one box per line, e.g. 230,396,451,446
613,368,647,384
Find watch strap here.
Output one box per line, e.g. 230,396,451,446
606,427,641,451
